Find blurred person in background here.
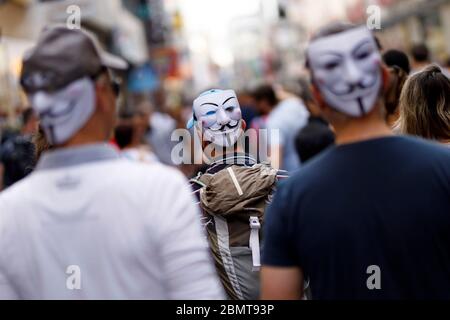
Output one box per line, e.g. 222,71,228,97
188,89,281,300
294,79,335,163
249,85,277,162
295,120,335,164
114,102,158,164
261,23,450,300
145,111,177,165
382,49,411,75
381,50,410,128
411,43,431,74
384,66,409,128
237,90,257,129
397,65,450,146
444,57,450,78
144,89,178,166
251,84,309,172
0,26,223,300
0,108,38,191
249,84,277,132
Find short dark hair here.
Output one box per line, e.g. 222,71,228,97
411,44,430,63
251,85,278,106
383,49,411,75
21,108,35,126
298,78,314,104
295,118,335,163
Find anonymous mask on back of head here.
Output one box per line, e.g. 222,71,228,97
307,26,382,117
187,89,243,148
28,77,96,145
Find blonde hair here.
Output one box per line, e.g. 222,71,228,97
398,65,450,141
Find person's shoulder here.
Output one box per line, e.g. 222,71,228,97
118,160,185,181
393,136,450,158
269,98,309,126
115,161,189,194
0,174,34,214
280,146,336,190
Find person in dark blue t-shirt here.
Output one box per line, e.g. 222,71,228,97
261,22,450,300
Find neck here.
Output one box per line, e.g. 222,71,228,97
333,108,394,145
60,126,109,149
414,62,429,70
61,135,107,148
59,115,111,148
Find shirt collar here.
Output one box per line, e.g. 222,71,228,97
36,143,120,171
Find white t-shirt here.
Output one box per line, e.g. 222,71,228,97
0,144,223,300
121,146,159,164
267,97,309,172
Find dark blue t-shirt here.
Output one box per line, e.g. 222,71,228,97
263,136,450,300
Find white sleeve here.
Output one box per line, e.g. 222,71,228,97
0,269,19,300
0,199,19,300
155,173,225,300
266,114,285,147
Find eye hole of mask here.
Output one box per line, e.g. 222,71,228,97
205,110,217,116
225,106,235,112
355,50,371,60
354,42,374,60
324,61,340,70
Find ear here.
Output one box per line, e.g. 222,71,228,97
381,65,391,93
311,84,326,111
94,81,107,112
241,119,247,131
95,78,113,113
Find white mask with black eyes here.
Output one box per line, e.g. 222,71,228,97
307,26,382,117
188,89,243,148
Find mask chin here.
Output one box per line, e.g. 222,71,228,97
202,121,243,148
321,74,382,117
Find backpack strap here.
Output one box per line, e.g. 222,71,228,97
226,167,244,196
214,215,245,300
249,216,261,272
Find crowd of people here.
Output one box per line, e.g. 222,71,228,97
0,21,449,300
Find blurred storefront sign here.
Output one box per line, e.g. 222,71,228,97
151,47,179,79
113,7,148,66
377,0,450,60
0,35,34,121
123,0,169,47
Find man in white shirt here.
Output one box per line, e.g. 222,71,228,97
252,85,309,172
0,26,223,300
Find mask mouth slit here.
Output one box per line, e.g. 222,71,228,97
210,121,240,132
357,98,365,115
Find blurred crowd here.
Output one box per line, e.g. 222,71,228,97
1,36,450,190
0,22,449,300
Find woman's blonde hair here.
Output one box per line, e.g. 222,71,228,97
398,65,450,141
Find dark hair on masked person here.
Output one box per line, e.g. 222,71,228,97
383,49,411,75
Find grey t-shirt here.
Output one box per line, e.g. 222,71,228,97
267,97,309,172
